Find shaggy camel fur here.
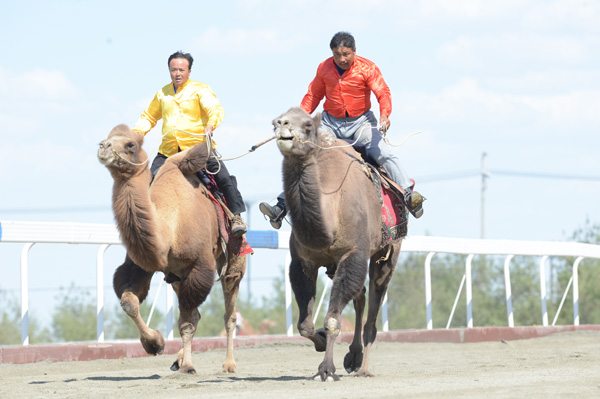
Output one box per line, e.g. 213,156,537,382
273,107,402,381
98,124,246,374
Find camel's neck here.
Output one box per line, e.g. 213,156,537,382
111,168,164,271
282,153,334,248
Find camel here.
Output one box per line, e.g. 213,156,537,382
273,107,403,381
97,124,246,375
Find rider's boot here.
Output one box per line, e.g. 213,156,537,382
259,199,287,230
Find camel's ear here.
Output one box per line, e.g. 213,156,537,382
312,112,322,129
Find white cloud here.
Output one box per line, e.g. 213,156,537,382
397,78,600,131
437,33,590,71
417,0,524,18
188,27,294,55
0,67,80,100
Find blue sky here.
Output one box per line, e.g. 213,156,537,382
1,0,599,330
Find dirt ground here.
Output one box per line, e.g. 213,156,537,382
1,331,599,399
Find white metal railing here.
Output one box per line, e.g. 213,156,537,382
2,220,600,345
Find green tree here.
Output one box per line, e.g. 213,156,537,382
51,283,96,343
0,289,51,345
106,300,165,340
551,218,600,325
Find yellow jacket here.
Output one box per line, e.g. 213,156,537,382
133,79,225,156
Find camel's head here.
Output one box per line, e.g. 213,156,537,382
98,124,148,173
273,107,324,157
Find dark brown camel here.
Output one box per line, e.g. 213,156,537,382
273,107,402,381
97,124,246,374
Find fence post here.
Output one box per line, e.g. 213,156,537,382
425,252,436,330
572,256,584,326
504,255,514,327
166,283,174,340
96,244,110,343
466,254,474,328
20,243,34,346
540,255,549,326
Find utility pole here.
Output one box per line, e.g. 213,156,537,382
481,152,489,239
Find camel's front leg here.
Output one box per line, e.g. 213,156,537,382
220,252,246,373
315,250,368,382
114,257,165,356
289,256,325,351
172,307,200,374
120,292,166,355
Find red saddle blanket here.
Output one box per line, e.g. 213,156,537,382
205,189,253,257
370,165,409,246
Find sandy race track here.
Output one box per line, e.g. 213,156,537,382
1,331,599,399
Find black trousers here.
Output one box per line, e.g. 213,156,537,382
150,151,246,215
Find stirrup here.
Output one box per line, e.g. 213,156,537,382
405,191,425,219
231,215,247,238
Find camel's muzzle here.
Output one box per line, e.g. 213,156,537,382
97,141,116,165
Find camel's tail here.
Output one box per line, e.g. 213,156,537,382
169,143,211,175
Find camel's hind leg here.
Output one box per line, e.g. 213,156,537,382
170,263,216,374
113,255,165,356
356,242,401,378
220,251,246,373
343,286,366,373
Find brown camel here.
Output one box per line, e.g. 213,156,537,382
97,124,246,374
273,107,402,381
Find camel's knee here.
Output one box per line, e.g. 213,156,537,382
325,317,341,336
179,321,196,337
120,292,140,318
297,317,316,338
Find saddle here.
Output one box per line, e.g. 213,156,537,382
349,142,409,246
197,171,253,260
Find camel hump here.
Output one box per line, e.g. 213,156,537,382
170,143,210,174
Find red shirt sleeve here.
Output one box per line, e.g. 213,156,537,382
300,63,326,114
367,64,392,117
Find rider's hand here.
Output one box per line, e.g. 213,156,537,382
380,115,391,132
205,124,214,136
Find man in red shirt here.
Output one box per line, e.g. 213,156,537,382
260,32,424,229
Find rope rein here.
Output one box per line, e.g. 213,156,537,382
113,122,419,168
290,124,421,151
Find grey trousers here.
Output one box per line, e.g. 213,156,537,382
273,110,412,207
321,110,412,189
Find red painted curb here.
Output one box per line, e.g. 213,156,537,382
2,325,599,365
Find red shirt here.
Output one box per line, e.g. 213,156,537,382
300,55,392,119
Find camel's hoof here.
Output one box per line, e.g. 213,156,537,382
140,330,165,356
179,366,197,375
222,365,237,373
170,361,180,372
354,369,374,378
312,372,340,382
313,328,327,352
343,350,363,373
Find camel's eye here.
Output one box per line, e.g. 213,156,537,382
126,141,136,149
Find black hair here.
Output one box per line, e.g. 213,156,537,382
168,51,194,70
329,31,355,51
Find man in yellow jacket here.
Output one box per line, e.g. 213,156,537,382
133,51,247,237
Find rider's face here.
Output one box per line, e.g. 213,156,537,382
169,58,191,89
332,46,356,70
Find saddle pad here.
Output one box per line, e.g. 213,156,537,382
370,166,409,246
206,189,254,257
